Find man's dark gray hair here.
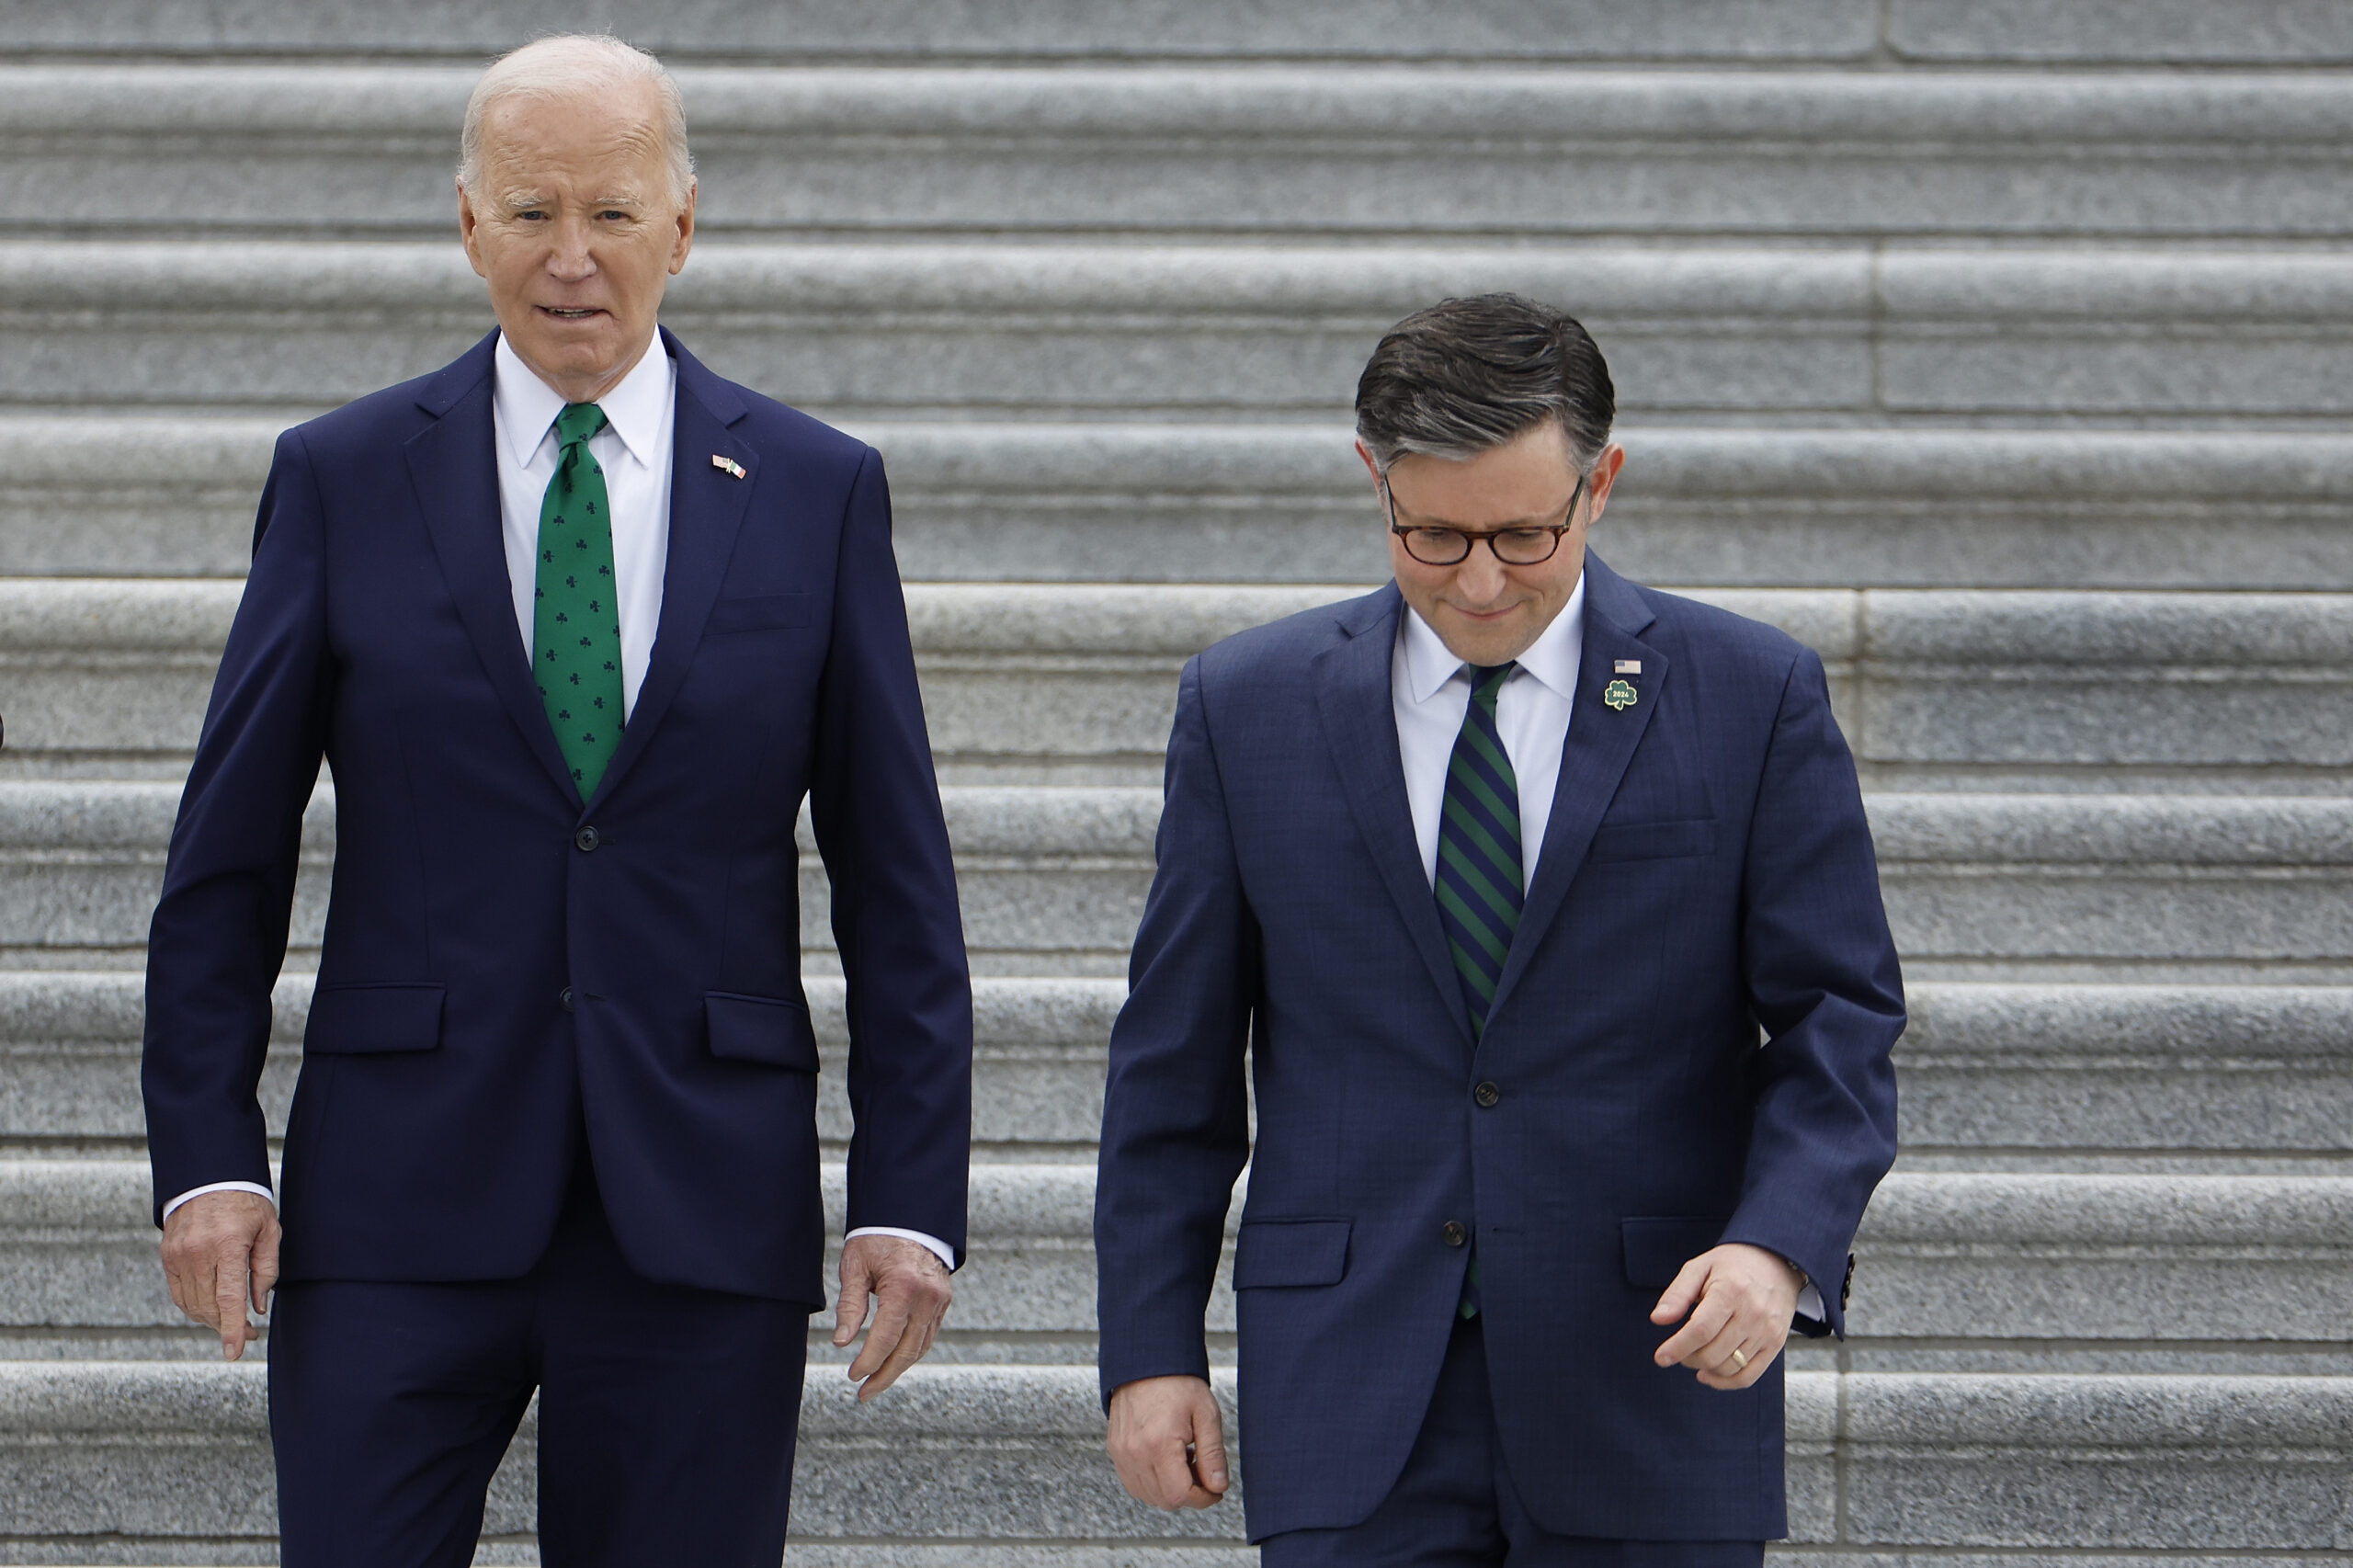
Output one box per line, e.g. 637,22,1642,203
1355,293,1617,476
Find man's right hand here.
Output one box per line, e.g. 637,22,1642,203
160,1190,280,1361
1108,1374,1230,1510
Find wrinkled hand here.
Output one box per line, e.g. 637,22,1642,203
160,1190,280,1362
1108,1374,1229,1510
1650,1242,1802,1391
832,1234,953,1402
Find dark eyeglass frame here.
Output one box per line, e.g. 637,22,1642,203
1383,472,1588,567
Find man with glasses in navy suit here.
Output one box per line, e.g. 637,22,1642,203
1097,294,1903,1565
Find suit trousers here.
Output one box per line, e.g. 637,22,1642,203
268,1153,811,1568
1258,1315,1765,1568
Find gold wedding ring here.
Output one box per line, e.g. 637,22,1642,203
1730,1347,1749,1369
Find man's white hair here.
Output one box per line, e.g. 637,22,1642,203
458,34,694,207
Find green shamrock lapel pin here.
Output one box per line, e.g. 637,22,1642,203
1603,659,1641,711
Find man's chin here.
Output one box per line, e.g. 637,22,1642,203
1431,610,1537,666
507,333,631,394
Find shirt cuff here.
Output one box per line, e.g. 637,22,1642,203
845,1226,957,1273
1795,1280,1825,1324
162,1181,278,1223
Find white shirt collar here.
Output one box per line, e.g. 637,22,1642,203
493,331,673,471
1399,573,1588,703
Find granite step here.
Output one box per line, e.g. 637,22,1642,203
0,1552,1250,1568
6,240,2348,423
9,65,2351,241
7,972,2347,1166
0,1160,1140,1348
11,0,2353,67
6,1160,2348,1361
0,779,1152,976
0,971,1122,1155
1893,983,2353,1170
17,416,2353,591
0,1360,1249,1553
5,782,2352,980
11,578,2349,790
18,1541,2353,1564
1866,792,2353,983
2,1362,2349,1556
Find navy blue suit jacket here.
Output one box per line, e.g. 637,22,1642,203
142,330,972,1306
1095,561,1902,1541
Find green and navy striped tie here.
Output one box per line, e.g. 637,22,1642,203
1435,662,1520,1320
1436,663,1524,1039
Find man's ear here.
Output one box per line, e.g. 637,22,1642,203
1585,442,1628,522
669,180,699,276
1354,438,1383,489
457,183,489,280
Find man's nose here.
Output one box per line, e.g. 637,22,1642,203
547,220,598,279
1453,546,1511,604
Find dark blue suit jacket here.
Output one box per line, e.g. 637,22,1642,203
142,330,972,1307
1095,561,1902,1541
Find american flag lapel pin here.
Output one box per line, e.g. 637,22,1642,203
711,454,747,480
1603,659,1641,710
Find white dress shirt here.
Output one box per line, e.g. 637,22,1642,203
168,335,956,1276
1390,582,1824,1324
1392,581,1585,889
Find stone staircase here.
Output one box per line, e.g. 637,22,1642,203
4,3,2351,1562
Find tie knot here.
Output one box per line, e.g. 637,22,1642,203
554,403,608,448
1468,662,1517,702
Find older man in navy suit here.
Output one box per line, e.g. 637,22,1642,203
1096,295,1903,1564
142,35,971,1567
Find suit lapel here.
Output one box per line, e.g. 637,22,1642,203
1313,585,1476,1048
403,335,582,804
585,332,758,812
1485,556,1665,1028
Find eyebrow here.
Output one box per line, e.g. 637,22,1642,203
1388,490,1581,530
498,192,648,210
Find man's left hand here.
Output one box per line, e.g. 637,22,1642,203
832,1234,953,1403
1649,1243,1801,1391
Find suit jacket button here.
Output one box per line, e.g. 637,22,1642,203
560,986,575,1012
574,826,600,852
1442,1221,1467,1247
1473,1081,1501,1108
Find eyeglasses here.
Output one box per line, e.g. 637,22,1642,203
1384,473,1586,567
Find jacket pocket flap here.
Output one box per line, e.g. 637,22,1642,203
1589,819,1718,863
1621,1215,1731,1290
707,592,811,633
705,991,820,1071
1233,1218,1352,1290
303,983,446,1055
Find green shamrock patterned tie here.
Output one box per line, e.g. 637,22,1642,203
532,403,625,801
